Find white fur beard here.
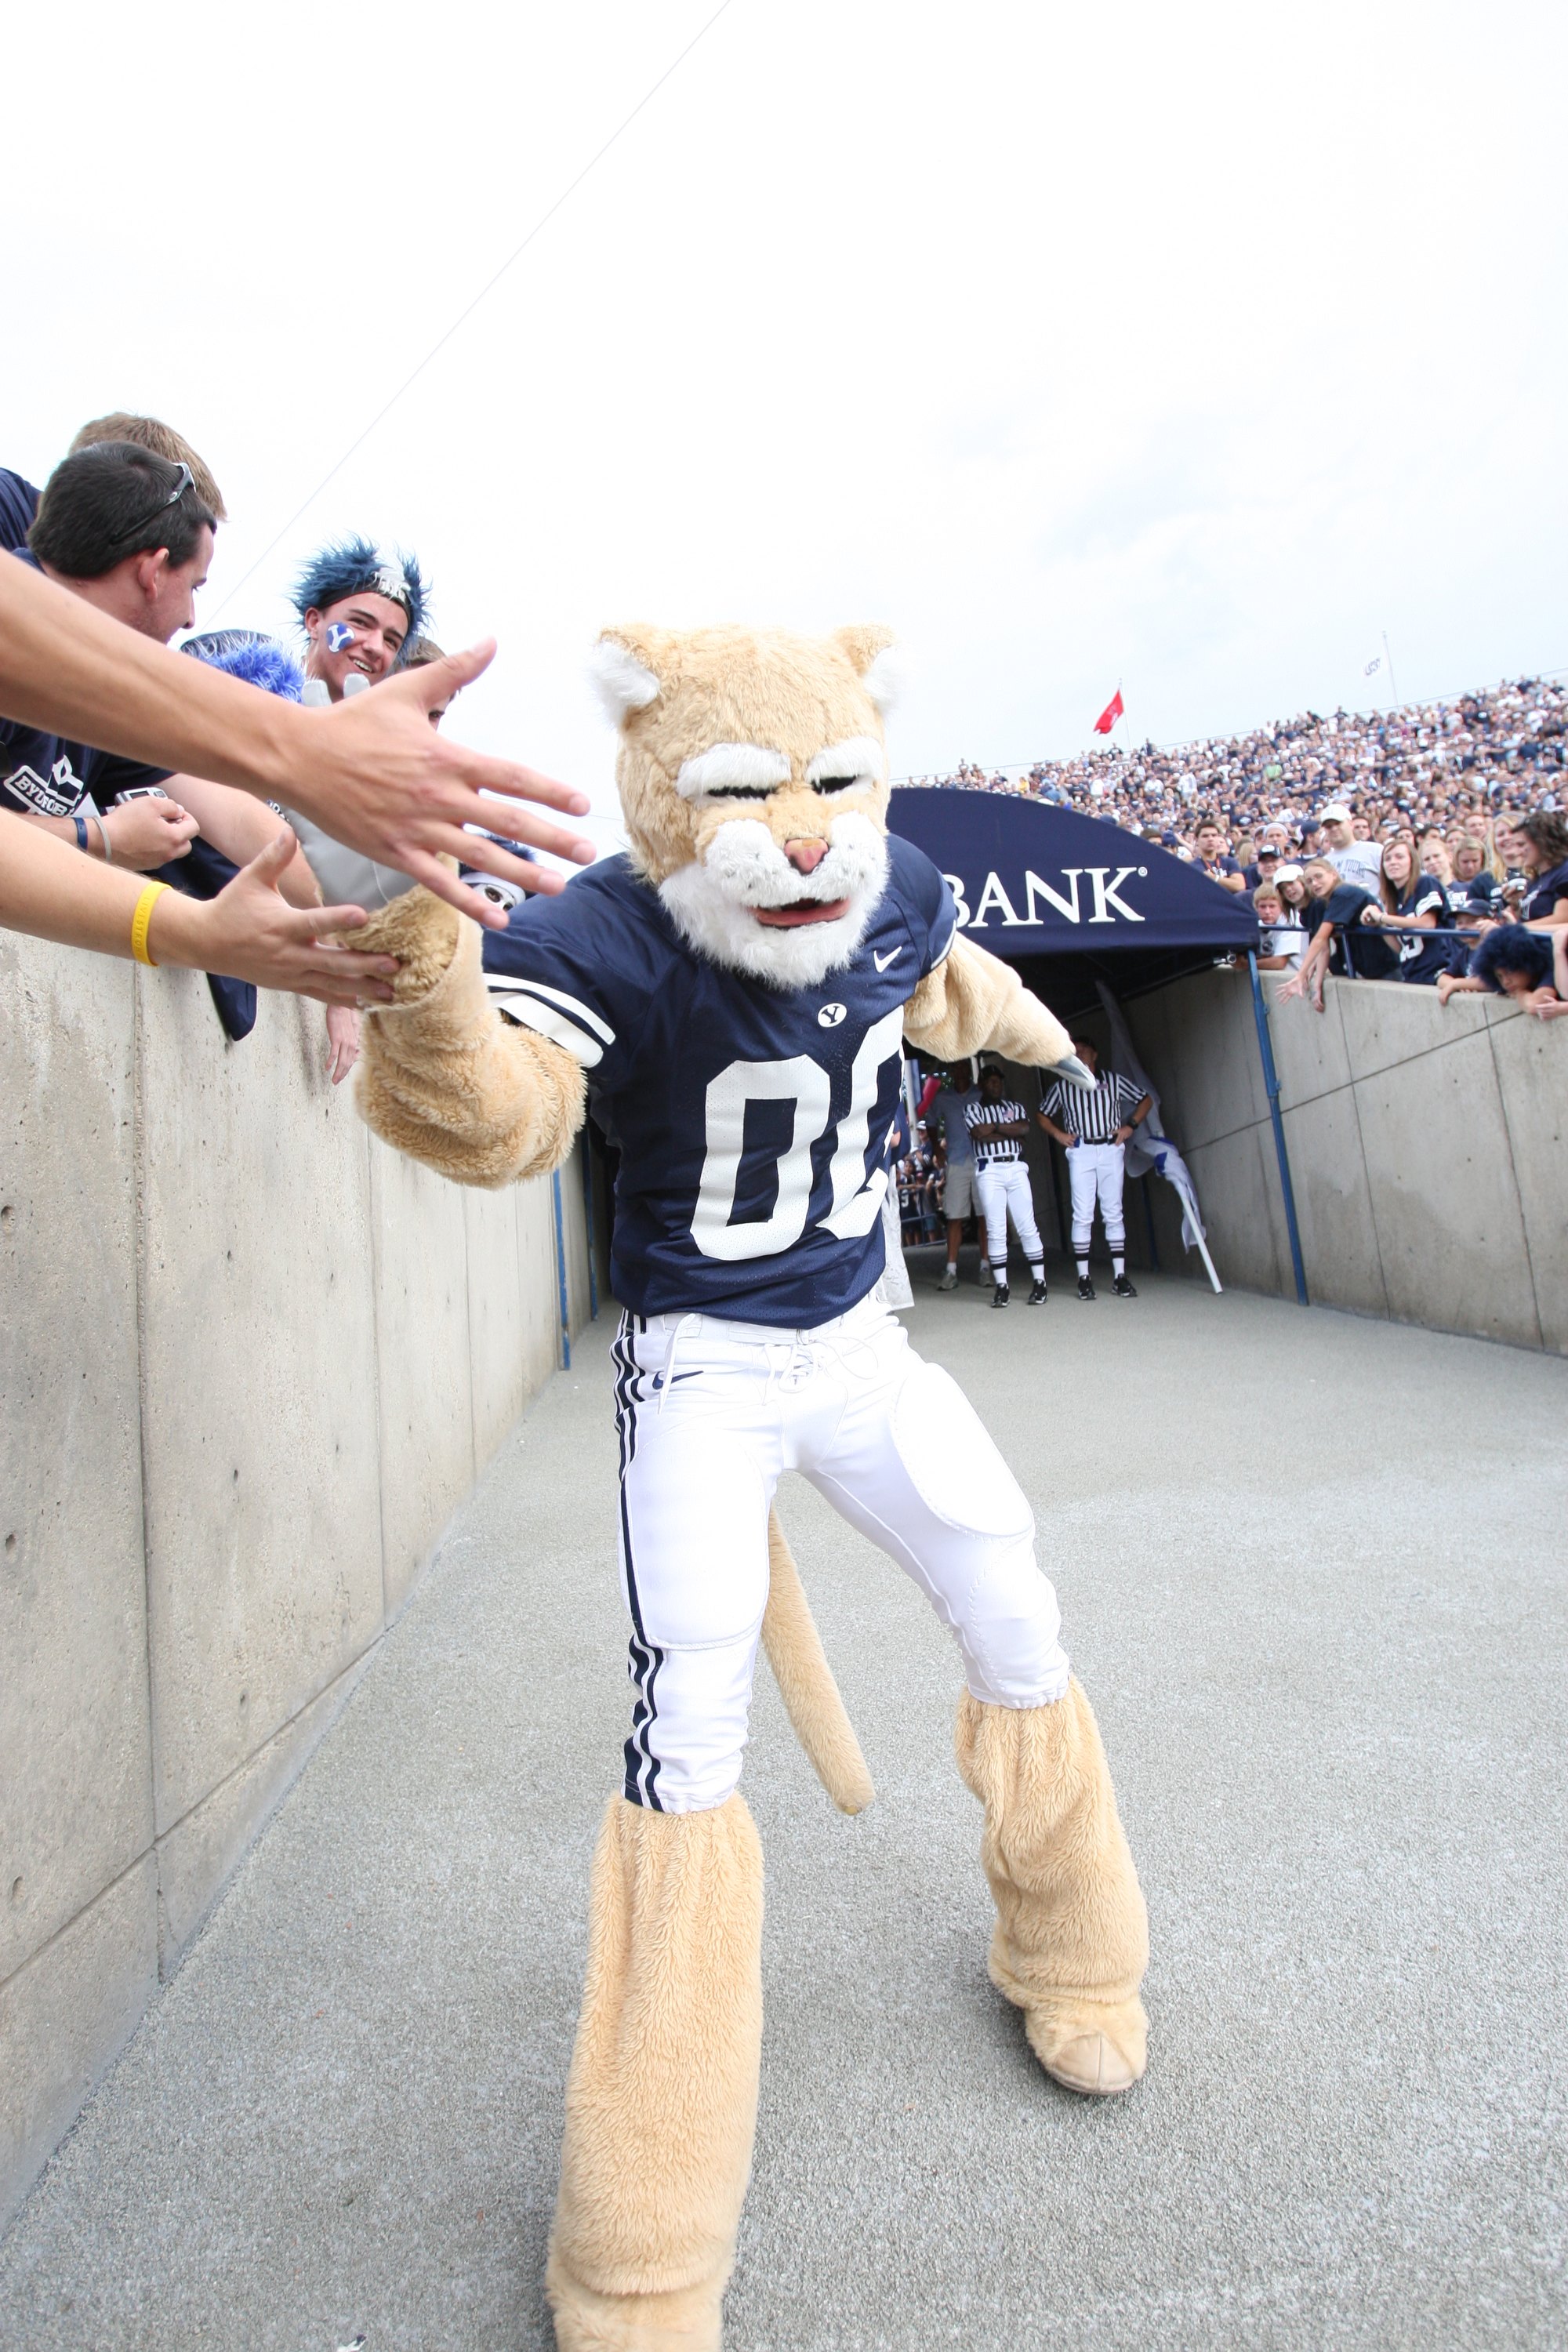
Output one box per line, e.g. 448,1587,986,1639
658,815,890,990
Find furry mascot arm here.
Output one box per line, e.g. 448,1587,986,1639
352,887,586,1187
902,930,1076,1069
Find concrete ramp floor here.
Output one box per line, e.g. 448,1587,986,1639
2,1265,1565,2349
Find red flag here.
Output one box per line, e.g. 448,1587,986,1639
1093,688,1124,736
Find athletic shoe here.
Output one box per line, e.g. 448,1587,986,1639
992,1283,1009,1308
938,1266,958,1291
1112,1273,1138,1298
1028,1279,1047,1305
1077,1276,1096,1301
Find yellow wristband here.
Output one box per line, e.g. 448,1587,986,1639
131,880,171,967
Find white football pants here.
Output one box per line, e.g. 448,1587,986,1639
975,1159,1044,1283
612,1295,1069,1813
1067,1141,1127,1255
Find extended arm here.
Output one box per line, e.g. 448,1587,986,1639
1278,925,1332,1009
165,775,324,907
0,551,593,926
351,887,585,1187
0,809,398,1005
902,932,1073,1067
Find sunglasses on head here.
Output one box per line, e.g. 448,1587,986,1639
107,460,195,549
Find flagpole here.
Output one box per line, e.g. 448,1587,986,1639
1382,632,1399,708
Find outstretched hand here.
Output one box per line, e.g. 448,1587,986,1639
170,831,404,1007
286,642,597,929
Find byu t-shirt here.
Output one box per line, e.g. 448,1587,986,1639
1,552,171,817
482,837,956,1325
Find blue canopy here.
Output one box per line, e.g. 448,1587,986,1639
887,787,1260,956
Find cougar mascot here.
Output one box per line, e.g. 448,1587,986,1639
351,625,1149,2350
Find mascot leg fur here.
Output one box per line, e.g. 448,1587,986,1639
547,1794,764,2352
955,1680,1149,2096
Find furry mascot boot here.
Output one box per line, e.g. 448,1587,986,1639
546,1794,764,2352
955,1680,1149,2096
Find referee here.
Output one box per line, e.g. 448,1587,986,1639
1037,1036,1151,1300
964,1065,1048,1307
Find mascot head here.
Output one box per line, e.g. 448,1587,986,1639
590,622,902,989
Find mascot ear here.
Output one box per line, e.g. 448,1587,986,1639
590,628,664,724
832,624,902,714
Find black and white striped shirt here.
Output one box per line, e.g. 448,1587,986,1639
1041,1068,1142,1143
964,1097,1027,1164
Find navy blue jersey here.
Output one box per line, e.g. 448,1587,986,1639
1,553,171,818
1522,859,1568,924
0,469,39,553
1393,873,1450,985
483,838,956,1325
1305,884,1399,978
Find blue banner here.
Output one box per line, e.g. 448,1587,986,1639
887,787,1261,954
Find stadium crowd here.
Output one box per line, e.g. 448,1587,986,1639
2,408,1566,1053
911,683,1568,1015
927,674,1566,845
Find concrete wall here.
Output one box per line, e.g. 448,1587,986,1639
1,935,591,2228
1046,967,1564,1353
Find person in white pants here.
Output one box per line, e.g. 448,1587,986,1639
1038,1036,1151,1300
964,1065,1047,1306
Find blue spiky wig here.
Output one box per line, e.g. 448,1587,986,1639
181,629,304,700
291,536,430,662
1469,924,1555,993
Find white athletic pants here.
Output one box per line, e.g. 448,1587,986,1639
612,1296,1069,1813
1067,1141,1127,1255
975,1159,1044,1281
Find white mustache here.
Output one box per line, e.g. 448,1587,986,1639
697,813,886,906
659,815,890,989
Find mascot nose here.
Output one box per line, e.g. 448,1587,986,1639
786,838,829,875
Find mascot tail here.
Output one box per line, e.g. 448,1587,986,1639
760,1513,875,1815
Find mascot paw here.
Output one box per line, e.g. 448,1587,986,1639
353,885,462,1004
1044,1051,1099,1094
1020,1994,1148,2097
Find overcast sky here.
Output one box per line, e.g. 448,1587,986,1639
9,0,1565,858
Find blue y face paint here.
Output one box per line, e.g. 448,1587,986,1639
326,621,355,652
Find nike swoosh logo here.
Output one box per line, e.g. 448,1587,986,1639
873,947,902,971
